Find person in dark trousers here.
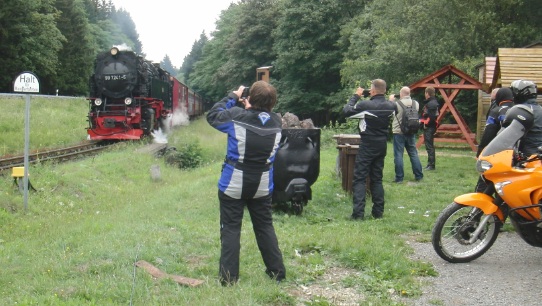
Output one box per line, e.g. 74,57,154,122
421,87,439,170
343,79,397,220
475,87,514,192
207,81,286,286
390,86,423,183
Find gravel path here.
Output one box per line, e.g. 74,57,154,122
406,231,542,305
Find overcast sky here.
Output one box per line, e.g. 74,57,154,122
112,0,238,68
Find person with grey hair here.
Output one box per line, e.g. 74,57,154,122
343,79,397,220
391,86,423,183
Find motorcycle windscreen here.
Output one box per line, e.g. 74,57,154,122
481,120,526,157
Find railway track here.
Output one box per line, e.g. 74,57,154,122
0,141,113,173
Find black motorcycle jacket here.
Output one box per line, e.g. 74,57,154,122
422,97,439,128
343,94,396,137
477,100,514,157
518,98,542,156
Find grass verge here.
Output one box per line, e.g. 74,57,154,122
0,106,481,305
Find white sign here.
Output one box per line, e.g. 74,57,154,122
13,72,40,93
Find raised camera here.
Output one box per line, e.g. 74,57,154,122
241,87,250,99
362,89,371,98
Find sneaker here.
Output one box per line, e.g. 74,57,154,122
424,166,435,171
393,179,403,183
415,177,423,182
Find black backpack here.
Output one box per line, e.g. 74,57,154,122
396,100,420,135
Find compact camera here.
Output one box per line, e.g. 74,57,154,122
241,87,250,99
362,89,371,98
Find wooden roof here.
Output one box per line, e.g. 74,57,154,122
409,65,482,151
409,64,483,92
490,47,542,92
484,57,496,86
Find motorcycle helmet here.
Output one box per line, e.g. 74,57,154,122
510,80,537,103
502,104,534,130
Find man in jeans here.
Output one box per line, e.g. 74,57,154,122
390,86,423,183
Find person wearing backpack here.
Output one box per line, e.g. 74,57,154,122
391,86,423,183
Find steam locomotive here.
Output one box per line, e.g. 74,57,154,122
86,47,204,140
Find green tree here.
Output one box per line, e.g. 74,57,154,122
272,0,363,125
113,8,142,54
339,0,542,129
55,0,94,96
161,55,177,75
190,9,238,101
190,0,279,102
179,31,209,84
0,0,64,93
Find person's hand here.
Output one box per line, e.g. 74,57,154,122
243,98,252,109
389,94,395,101
355,87,364,96
233,86,246,101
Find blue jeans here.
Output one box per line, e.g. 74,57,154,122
393,134,423,181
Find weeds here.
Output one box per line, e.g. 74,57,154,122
0,98,481,304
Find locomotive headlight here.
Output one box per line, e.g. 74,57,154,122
94,98,102,106
124,97,132,105
110,47,119,56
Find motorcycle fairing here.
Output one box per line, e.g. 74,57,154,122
454,193,505,221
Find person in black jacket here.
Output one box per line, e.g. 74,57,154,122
343,79,397,220
421,87,439,170
509,80,542,156
477,88,514,157
475,87,514,192
207,81,285,286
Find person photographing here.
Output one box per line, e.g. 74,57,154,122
207,81,286,286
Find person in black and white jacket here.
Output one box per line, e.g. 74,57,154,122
343,79,397,220
207,81,285,286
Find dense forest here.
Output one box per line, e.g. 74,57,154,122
1,0,541,128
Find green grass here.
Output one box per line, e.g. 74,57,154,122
0,97,482,305
0,96,89,156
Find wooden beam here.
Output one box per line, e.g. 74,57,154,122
135,260,204,287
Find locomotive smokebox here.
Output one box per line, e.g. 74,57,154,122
273,128,320,215
93,52,138,99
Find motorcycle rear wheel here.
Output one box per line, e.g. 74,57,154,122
432,202,501,263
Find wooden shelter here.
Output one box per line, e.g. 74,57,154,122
409,65,484,151
477,43,542,141
490,44,542,91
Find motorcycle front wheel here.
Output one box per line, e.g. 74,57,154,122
432,202,501,263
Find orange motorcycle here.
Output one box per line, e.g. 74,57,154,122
432,105,542,262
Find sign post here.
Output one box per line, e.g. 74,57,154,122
13,72,40,210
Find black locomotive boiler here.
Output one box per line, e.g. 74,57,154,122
87,47,203,140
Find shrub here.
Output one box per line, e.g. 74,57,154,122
164,142,203,169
